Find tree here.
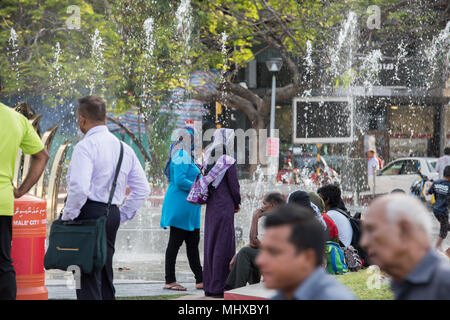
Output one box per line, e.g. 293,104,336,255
0,0,117,101
0,0,193,183
1,0,447,179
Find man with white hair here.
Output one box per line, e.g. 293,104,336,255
360,194,450,300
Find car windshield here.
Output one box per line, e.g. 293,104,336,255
427,160,437,173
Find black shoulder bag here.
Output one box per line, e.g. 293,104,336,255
44,142,124,274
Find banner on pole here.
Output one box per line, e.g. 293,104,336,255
266,137,279,157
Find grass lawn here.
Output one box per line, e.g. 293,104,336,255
336,269,394,300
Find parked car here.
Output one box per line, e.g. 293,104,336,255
374,157,438,195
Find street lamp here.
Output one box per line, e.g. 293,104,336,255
265,58,283,137
265,57,283,184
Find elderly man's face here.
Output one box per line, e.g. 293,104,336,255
360,201,404,272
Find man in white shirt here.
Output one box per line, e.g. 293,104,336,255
436,147,450,179
317,185,353,247
367,149,380,193
63,96,150,300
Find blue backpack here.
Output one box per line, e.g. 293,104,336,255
325,241,349,275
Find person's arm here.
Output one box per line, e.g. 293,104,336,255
229,253,238,271
14,117,49,197
249,208,263,248
173,150,196,192
120,152,151,223
426,182,435,196
226,163,241,210
14,149,49,198
62,143,93,220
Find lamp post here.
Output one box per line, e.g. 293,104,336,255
265,58,283,137
265,57,283,184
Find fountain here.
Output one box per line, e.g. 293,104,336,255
111,10,450,282
3,5,448,285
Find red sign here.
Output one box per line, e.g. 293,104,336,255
266,137,279,157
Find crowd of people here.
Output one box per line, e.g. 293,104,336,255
160,123,450,300
1,91,449,300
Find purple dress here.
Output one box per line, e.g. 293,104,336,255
203,163,241,295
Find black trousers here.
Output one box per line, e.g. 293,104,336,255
165,226,203,284
0,216,16,300
74,200,120,300
434,212,450,239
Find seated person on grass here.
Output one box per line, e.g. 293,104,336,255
256,204,356,300
225,192,285,290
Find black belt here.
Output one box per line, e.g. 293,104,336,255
85,199,118,208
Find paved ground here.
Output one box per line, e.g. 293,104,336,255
46,279,214,300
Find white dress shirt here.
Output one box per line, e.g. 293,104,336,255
62,125,150,222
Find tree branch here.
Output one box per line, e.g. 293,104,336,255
106,115,153,165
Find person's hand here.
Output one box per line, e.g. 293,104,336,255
12,182,24,199
254,208,265,219
229,253,237,271
234,205,240,214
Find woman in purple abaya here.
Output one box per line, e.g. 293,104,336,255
202,128,241,298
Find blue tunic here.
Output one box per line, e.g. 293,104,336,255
160,149,201,231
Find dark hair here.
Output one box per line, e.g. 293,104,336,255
264,204,326,266
77,96,106,122
445,147,450,156
391,188,405,193
444,166,450,178
317,184,342,209
287,190,311,209
264,192,285,206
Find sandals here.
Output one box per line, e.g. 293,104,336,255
195,283,203,290
164,283,187,291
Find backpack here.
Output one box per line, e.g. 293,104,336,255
332,208,362,248
342,245,363,272
333,208,371,267
324,241,349,275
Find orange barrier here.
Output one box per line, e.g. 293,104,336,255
11,194,48,300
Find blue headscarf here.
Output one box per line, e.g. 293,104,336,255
164,126,196,181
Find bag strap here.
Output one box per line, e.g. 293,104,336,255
106,141,124,216
332,207,351,220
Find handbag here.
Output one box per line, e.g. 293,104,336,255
186,173,209,205
44,141,124,274
187,155,235,205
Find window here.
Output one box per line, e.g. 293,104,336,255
381,161,404,175
401,160,420,175
427,160,437,173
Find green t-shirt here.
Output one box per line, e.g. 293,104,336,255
0,102,44,215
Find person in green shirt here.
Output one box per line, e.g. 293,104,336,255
0,76,49,300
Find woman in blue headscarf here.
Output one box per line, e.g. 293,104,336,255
160,126,203,291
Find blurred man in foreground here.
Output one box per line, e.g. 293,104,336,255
361,194,450,300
